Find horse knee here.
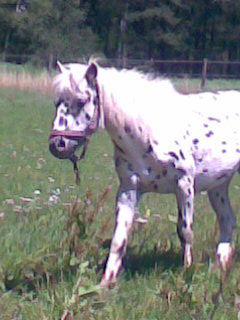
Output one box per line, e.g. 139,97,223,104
177,220,193,245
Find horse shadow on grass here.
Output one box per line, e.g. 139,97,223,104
100,237,183,279
122,247,183,279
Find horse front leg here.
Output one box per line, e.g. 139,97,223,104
176,175,195,267
101,187,139,288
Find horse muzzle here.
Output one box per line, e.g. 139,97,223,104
49,135,83,159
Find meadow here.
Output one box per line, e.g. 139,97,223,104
1,67,240,319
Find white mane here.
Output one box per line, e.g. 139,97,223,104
53,62,176,101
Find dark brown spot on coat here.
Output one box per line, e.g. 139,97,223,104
208,117,221,123
85,113,91,121
169,152,179,161
193,139,199,145
93,97,99,106
147,144,153,154
59,117,64,126
179,150,185,160
177,168,187,176
206,131,214,138
124,124,131,134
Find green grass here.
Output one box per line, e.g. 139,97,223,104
1,81,240,319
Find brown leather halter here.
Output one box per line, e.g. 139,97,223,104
49,83,101,185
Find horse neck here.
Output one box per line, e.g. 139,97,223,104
98,69,121,132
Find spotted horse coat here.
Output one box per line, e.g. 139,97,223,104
49,61,240,287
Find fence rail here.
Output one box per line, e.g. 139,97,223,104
1,54,240,89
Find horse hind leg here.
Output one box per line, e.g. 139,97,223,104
208,179,236,270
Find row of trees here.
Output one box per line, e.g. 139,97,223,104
1,0,240,69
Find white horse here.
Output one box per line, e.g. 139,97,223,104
49,60,240,287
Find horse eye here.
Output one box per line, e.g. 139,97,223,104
55,99,63,109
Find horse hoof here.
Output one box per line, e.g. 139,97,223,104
100,277,116,289
216,242,233,270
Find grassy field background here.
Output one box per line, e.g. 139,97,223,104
1,68,240,319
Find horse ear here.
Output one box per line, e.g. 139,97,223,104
85,63,98,87
56,61,67,73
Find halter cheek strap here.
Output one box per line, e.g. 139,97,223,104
49,82,101,185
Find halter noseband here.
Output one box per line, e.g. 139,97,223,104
49,82,101,185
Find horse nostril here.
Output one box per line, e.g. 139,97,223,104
58,138,66,148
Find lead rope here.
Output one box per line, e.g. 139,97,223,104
70,139,90,185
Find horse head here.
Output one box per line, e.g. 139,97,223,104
49,61,100,161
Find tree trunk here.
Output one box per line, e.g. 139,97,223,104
3,29,11,62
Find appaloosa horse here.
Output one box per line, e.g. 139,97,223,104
49,60,240,287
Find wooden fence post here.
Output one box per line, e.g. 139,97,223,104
201,58,208,90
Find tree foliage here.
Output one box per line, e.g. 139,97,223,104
1,0,240,66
